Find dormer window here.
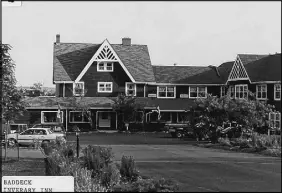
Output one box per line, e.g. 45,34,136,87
125,82,136,96
97,62,113,72
73,82,84,96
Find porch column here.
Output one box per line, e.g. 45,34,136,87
63,83,65,97
66,109,68,132
96,111,98,130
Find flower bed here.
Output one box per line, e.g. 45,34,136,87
196,133,281,157
42,137,179,192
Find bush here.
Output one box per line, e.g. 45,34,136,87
100,163,121,188
112,178,179,192
82,145,114,177
218,137,232,147
232,137,253,149
120,156,140,182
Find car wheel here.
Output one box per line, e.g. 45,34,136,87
176,132,183,138
8,139,17,147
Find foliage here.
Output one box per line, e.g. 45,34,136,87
120,155,140,182
193,92,277,135
112,178,179,192
112,93,145,130
81,145,114,177
1,43,26,123
100,163,121,188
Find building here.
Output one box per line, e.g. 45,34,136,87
18,35,281,131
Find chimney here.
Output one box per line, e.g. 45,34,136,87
173,63,177,66
122,37,131,46
56,34,60,44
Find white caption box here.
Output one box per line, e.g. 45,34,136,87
2,176,74,192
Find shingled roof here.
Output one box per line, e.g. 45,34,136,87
238,54,268,66
53,41,155,83
175,61,234,84
152,65,210,83
244,53,281,82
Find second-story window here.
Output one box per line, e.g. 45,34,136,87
98,82,113,93
274,84,281,100
235,84,248,99
73,82,84,96
125,82,136,96
189,86,207,98
256,84,267,100
97,62,114,72
157,86,175,98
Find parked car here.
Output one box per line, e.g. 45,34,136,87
217,121,242,138
6,128,66,147
32,123,65,133
165,123,194,138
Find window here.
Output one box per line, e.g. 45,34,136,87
34,130,47,135
269,112,281,129
149,112,159,122
220,86,226,97
157,86,175,98
41,111,63,123
159,112,171,122
189,86,207,98
69,111,90,123
125,83,136,96
97,62,114,72
98,82,113,93
228,86,235,98
235,85,248,99
73,82,84,96
21,129,34,135
274,84,281,100
256,84,267,100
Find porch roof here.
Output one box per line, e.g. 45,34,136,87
23,96,114,109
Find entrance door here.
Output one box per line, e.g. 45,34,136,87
99,112,111,128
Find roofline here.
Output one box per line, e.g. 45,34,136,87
152,65,209,67
251,81,281,84
54,81,74,84
75,39,136,83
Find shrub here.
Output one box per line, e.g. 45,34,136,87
218,137,232,147
82,145,114,177
232,137,253,149
100,163,121,188
120,156,140,182
112,178,179,192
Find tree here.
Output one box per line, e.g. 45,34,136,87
193,91,277,133
112,93,145,131
1,43,26,124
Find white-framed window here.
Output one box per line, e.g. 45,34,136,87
228,85,235,98
235,84,248,99
157,86,176,98
269,112,281,129
220,86,227,97
256,84,267,100
98,82,113,93
125,82,136,96
97,62,114,72
189,86,207,98
69,111,90,123
73,82,84,96
274,84,281,101
41,111,63,123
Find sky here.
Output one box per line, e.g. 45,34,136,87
2,1,281,87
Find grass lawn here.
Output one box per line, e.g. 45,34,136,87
1,158,45,176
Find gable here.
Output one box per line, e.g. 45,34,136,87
227,56,250,82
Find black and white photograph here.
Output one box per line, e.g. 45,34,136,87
1,1,281,192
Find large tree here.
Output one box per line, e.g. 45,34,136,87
193,91,277,132
1,43,26,123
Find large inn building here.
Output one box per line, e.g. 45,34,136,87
18,35,281,131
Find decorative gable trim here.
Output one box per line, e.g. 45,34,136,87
227,55,251,83
75,39,135,83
